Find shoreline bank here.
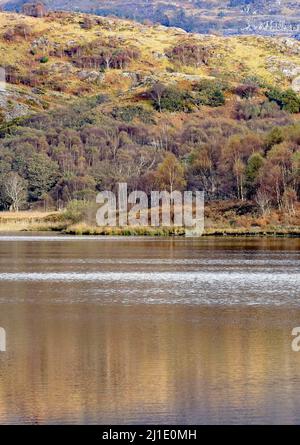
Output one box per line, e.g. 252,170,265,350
0,212,299,237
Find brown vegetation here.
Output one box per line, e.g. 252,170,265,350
0,11,299,236
22,2,47,18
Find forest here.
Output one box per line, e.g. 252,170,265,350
0,82,299,217
0,11,299,230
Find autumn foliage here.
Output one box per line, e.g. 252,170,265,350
0,11,299,222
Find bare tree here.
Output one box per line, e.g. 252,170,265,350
255,189,271,216
4,173,28,212
282,187,297,215
102,49,113,69
234,158,246,201
150,82,166,113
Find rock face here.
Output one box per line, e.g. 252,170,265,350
0,90,30,120
276,38,300,56
292,77,300,93
266,57,300,79
77,70,105,82
121,72,141,85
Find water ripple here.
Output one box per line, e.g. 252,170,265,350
0,271,299,283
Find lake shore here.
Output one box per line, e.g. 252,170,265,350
0,211,299,237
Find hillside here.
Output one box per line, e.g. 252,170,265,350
1,0,300,37
0,11,299,232
0,11,299,119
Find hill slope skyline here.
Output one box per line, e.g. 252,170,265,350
1,0,300,37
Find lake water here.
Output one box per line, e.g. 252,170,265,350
0,234,299,424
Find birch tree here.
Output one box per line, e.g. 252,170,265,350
4,172,28,212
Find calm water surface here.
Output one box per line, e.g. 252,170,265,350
0,234,299,424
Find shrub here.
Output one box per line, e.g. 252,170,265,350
245,152,265,198
150,85,193,112
39,56,49,64
266,88,300,113
3,29,15,42
160,88,193,112
80,17,94,29
111,105,154,123
235,83,259,99
63,200,90,224
166,40,210,67
193,80,226,107
235,101,282,120
265,127,284,150
3,24,32,41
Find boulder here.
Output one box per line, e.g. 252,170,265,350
292,77,300,93
77,71,105,82
266,56,300,79
121,72,142,85
167,73,205,82
0,91,30,120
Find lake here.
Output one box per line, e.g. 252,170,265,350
0,235,299,424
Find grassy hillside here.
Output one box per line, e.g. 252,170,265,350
0,11,299,119
0,11,299,234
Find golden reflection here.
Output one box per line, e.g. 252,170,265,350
0,237,299,424
0,304,300,424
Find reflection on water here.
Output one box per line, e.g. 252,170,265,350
0,235,299,424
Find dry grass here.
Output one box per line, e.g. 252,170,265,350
0,205,299,237
0,211,58,220
0,9,297,114
0,211,66,232
204,227,300,237
65,223,186,236
65,223,300,237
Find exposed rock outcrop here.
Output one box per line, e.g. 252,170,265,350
77,70,105,82
266,57,300,79
292,77,300,93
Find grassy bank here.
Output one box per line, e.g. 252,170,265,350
0,211,67,232
65,224,300,237
0,211,299,237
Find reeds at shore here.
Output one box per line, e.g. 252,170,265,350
0,211,299,237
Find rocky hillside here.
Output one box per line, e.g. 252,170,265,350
1,0,300,37
0,11,299,120
0,11,299,218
